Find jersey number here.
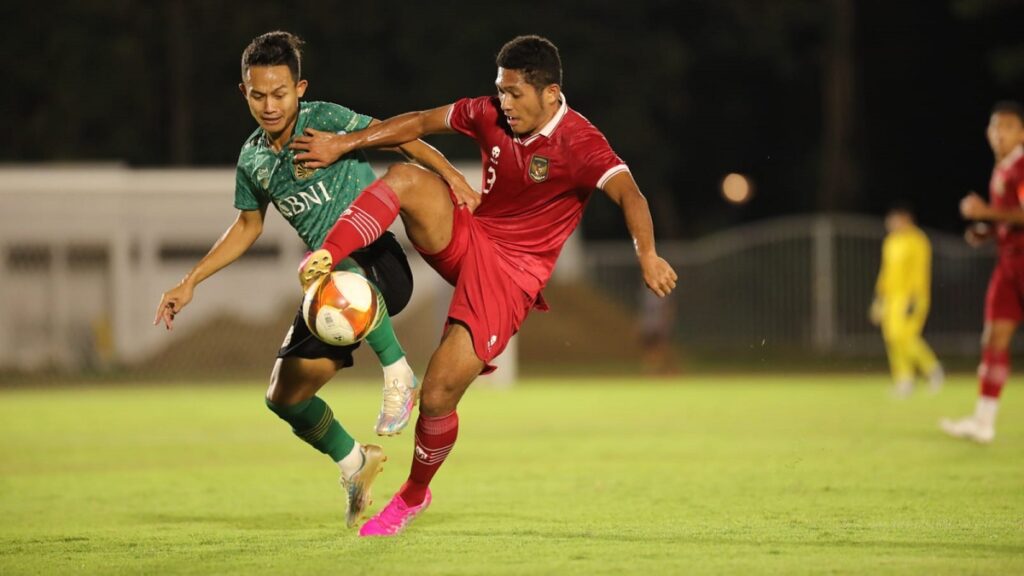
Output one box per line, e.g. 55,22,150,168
484,166,496,194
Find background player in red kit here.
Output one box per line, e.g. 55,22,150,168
942,101,1024,444
291,35,678,535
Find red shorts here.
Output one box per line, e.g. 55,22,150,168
414,201,539,374
985,253,1024,322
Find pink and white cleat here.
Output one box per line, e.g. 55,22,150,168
358,490,431,537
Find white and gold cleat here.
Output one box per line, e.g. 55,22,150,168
340,444,387,528
298,248,334,290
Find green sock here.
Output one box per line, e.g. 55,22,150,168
336,260,406,367
265,396,355,461
364,296,406,366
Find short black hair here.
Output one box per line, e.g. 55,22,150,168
887,200,916,220
241,31,304,82
992,100,1024,124
496,35,562,90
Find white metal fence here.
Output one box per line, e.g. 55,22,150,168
0,164,998,378
0,166,455,378
586,214,996,357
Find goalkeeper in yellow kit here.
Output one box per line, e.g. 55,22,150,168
870,204,944,397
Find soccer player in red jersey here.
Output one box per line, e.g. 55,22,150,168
941,101,1024,444
291,35,678,535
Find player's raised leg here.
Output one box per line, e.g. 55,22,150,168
299,163,455,285
265,357,385,527
385,163,457,254
941,320,1016,443
314,170,451,435
360,322,483,537
295,165,453,436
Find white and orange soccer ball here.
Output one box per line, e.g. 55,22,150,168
302,271,384,346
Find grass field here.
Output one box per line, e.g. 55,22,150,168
1,375,1022,575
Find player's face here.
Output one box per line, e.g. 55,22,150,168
986,112,1024,159
885,212,910,233
495,67,561,137
239,65,308,141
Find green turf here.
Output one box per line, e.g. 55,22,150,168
0,375,1021,575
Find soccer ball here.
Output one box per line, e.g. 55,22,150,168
302,271,383,346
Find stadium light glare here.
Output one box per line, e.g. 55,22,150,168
721,172,753,205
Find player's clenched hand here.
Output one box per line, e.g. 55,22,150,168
445,170,482,212
640,254,678,297
964,222,991,247
153,283,194,331
291,128,352,169
960,192,989,220
868,298,884,326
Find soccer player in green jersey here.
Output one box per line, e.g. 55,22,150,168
153,31,472,527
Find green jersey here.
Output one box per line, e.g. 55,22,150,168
234,101,377,250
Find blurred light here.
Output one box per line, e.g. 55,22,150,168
721,173,753,205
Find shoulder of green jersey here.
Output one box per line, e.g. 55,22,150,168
305,100,365,133
239,126,265,153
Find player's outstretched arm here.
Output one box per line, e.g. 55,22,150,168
153,208,265,330
368,119,481,212
602,172,678,297
291,105,455,169
961,191,1024,225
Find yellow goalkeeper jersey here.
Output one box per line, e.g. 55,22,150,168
876,227,931,305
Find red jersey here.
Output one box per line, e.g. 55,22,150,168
990,145,1024,253
446,95,629,294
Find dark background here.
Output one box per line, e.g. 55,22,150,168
4,0,1023,240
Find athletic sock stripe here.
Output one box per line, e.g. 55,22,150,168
989,365,1009,382
312,406,335,439
352,212,376,242
414,438,455,464
297,406,334,443
351,205,377,223
351,215,377,244
343,214,373,245
419,450,453,464
418,445,454,457
979,362,1010,383
347,212,382,245
350,207,382,239
352,206,383,235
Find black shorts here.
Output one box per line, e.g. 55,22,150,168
277,232,414,366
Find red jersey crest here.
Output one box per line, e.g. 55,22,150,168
528,155,550,182
445,95,630,293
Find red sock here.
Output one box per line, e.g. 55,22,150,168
320,181,400,262
400,411,458,506
978,348,1009,399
